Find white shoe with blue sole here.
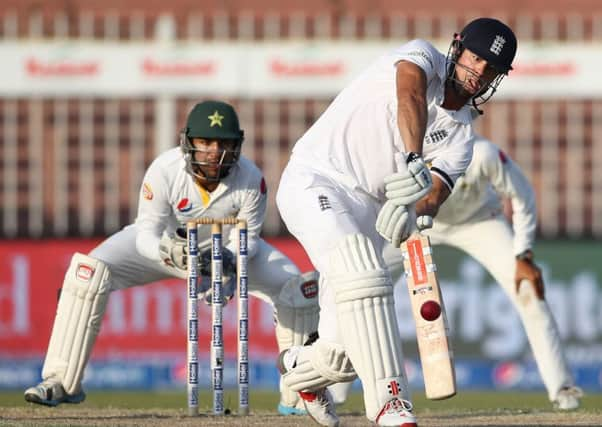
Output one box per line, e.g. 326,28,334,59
278,403,308,415
24,379,86,407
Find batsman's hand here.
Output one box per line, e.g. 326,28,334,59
385,153,432,206
158,233,187,270
515,251,545,299
376,200,414,247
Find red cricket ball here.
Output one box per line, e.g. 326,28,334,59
420,300,441,321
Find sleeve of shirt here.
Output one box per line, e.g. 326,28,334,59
477,139,537,255
428,129,475,191
134,159,172,262
391,39,443,83
224,174,268,260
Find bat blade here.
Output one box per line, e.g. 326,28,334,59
401,233,456,400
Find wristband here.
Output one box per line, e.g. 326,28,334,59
516,250,533,261
406,152,421,164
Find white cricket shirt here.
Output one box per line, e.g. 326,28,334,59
290,39,475,200
134,147,267,262
435,137,537,255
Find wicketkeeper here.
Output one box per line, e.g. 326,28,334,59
24,100,320,415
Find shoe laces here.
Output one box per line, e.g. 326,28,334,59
307,389,332,412
559,386,583,398
301,390,335,413
383,397,414,414
39,378,61,389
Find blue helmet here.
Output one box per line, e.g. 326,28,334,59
460,18,517,74
446,18,517,110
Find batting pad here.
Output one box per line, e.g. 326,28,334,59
275,271,321,407
282,340,357,392
42,253,111,395
330,234,409,421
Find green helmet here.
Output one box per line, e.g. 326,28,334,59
180,100,244,181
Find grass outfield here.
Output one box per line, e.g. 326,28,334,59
1,390,600,426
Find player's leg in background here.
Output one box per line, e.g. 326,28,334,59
24,225,174,406
436,217,579,408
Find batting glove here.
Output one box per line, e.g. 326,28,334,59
375,200,414,247
384,153,432,206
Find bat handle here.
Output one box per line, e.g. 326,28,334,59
416,215,433,231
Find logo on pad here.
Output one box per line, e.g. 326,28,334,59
76,264,94,282
301,280,318,299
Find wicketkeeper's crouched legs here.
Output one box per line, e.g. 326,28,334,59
281,339,358,391
274,271,321,412
25,253,111,406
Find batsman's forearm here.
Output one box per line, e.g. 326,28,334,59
397,94,427,155
416,197,440,218
415,175,450,218
396,62,428,155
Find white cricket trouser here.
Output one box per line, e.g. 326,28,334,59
90,224,300,306
383,215,574,401
276,161,386,342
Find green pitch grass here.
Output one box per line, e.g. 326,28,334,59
2,390,600,426
1,389,600,411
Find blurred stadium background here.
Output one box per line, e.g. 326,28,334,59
0,0,601,401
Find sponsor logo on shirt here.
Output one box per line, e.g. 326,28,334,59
318,195,331,211
177,198,193,212
424,129,448,145
406,50,433,69
142,183,153,200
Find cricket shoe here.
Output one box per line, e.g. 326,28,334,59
554,386,583,410
277,348,339,426
298,389,339,427
24,378,86,407
374,397,418,427
277,402,308,415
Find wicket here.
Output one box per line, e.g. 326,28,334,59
186,217,249,416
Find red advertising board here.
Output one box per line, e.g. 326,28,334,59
0,238,314,359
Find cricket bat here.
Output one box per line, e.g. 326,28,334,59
400,232,456,400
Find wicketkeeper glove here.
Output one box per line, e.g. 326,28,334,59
197,248,238,307
198,248,237,277
158,233,188,270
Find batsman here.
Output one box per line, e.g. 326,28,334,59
329,135,583,411
276,18,517,426
24,100,320,414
